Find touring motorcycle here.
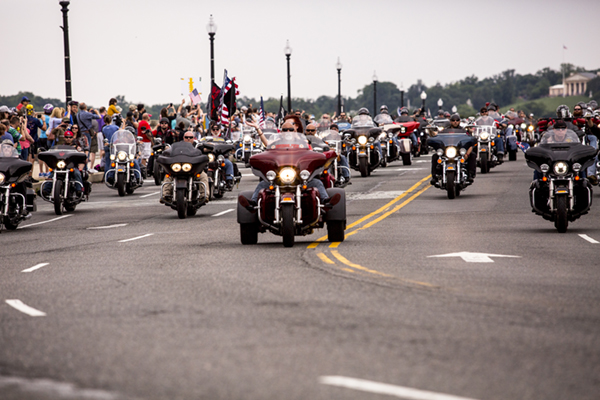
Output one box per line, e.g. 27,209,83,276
237,132,346,247
104,130,143,196
0,143,36,230
428,133,477,199
198,139,240,199
345,114,382,177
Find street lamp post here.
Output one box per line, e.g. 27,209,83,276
336,57,342,116
206,15,217,118
400,82,404,108
59,1,72,107
284,40,292,113
420,91,427,113
437,98,443,111
373,71,378,114
452,105,457,114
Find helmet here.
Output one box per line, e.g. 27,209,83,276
449,113,461,122
444,111,451,118
43,103,54,115
556,105,570,119
357,107,370,116
588,100,598,110
124,126,136,134
399,107,409,115
25,104,34,115
379,105,388,113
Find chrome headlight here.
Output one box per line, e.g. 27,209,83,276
445,147,457,159
572,163,582,172
368,137,374,143
553,161,568,175
243,134,252,143
208,153,215,162
388,132,393,138
0,172,4,184
266,170,276,181
459,148,467,156
479,132,489,141
540,164,550,173
279,167,296,184
171,163,182,172
300,170,310,180
110,154,115,161
528,125,534,132
508,124,514,129
182,163,192,172
436,149,444,157
117,151,127,161
56,160,66,169
358,136,367,145
520,123,527,130
217,155,225,163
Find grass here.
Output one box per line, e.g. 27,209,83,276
500,95,597,117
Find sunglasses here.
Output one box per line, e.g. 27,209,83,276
160,122,168,124
282,128,294,132
184,136,194,139
574,108,582,111
306,129,316,133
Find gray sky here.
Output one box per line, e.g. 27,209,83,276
3,0,600,108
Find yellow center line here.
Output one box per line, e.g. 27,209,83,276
307,175,431,249
331,250,392,277
316,252,335,265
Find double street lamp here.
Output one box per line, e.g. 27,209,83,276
336,57,342,115
59,1,72,107
284,40,292,112
373,71,378,114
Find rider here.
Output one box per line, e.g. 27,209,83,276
430,113,476,185
305,122,351,183
205,122,235,189
43,130,84,195
241,118,335,209
352,107,383,156
153,117,175,144
394,107,419,148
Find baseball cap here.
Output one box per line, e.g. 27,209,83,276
64,130,74,138
21,96,30,102
68,100,79,106
0,105,10,113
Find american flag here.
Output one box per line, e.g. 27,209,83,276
516,141,530,153
220,104,229,128
219,70,238,126
259,96,266,129
189,88,201,105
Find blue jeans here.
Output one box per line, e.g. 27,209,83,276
42,169,83,196
224,159,234,181
409,133,418,148
587,135,598,176
251,179,329,202
496,129,506,154
339,155,350,179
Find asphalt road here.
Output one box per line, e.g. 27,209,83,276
1,153,599,400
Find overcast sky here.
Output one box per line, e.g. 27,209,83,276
3,0,600,108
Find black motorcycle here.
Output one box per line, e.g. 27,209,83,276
318,130,352,187
157,141,210,219
148,137,167,185
38,146,90,215
198,140,240,199
428,133,477,199
104,130,143,196
525,128,596,233
0,144,36,230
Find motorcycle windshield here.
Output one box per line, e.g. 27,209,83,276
110,130,136,155
319,130,342,141
265,132,309,150
351,115,375,128
428,133,476,150
475,116,495,126
337,122,351,131
374,114,394,125
539,129,580,144
0,143,19,158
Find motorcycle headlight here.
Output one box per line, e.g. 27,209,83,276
388,132,393,138
540,164,550,173
0,172,4,184
171,163,182,172
528,125,534,132
572,163,582,172
182,163,192,172
358,136,367,145
436,149,444,157
459,148,467,156
208,153,215,162
438,127,444,132
479,132,489,140
117,151,127,161
300,170,310,180
553,161,568,175
57,160,66,169
243,134,252,143
279,167,296,184
266,170,276,181
110,154,115,161
520,123,527,130
368,137,374,143
445,147,457,159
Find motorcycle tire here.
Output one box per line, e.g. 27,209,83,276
117,173,126,197
555,195,568,233
54,179,63,215
480,153,489,174
65,203,76,212
402,153,411,166
176,188,187,219
3,215,19,230
359,157,368,177
240,223,259,245
380,158,387,168
126,183,135,195
154,163,161,186
509,150,517,161
446,170,456,199
213,173,223,199
187,204,197,217
327,220,345,243
244,152,250,166
281,203,295,248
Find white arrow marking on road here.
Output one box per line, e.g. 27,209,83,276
118,233,154,243
17,215,72,229
578,234,599,244
5,300,47,317
428,252,521,263
87,224,128,230
139,191,160,198
21,263,49,273
320,376,480,400
212,209,234,217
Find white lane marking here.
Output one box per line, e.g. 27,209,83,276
87,224,128,230
428,252,521,263
21,263,49,273
5,300,47,317
242,173,254,177
347,191,405,200
395,168,426,171
0,376,121,400
320,376,480,400
140,191,160,198
579,234,599,244
212,209,234,217
415,160,429,163
118,233,154,243
17,215,72,229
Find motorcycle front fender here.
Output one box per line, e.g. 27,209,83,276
175,177,189,190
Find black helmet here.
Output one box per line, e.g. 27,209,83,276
588,100,598,110
112,114,123,126
357,107,370,116
400,107,409,115
556,105,570,119
449,113,461,122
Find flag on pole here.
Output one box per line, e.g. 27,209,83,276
276,95,286,127
210,83,222,121
516,141,530,153
218,70,238,126
259,96,266,129
189,89,202,105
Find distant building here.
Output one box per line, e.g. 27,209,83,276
550,72,599,97
549,84,564,97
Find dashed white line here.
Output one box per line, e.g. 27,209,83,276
5,300,47,317
242,173,254,177
140,191,160,198
579,234,599,244
212,209,234,217
118,233,154,243
17,215,72,229
21,263,49,273
319,376,480,400
87,223,128,230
